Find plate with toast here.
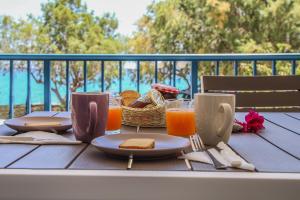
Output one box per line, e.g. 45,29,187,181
91,133,190,158
4,116,72,133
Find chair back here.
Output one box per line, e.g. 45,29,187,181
201,75,300,112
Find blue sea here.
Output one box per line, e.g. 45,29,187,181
0,70,189,106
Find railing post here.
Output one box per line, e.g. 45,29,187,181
101,61,105,92
83,60,87,92
65,61,70,111
169,62,172,86
172,61,176,87
272,60,277,75
44,60,51,111
26,60,31,114
191,61,198,97
291,60,296,75
215,61,220,75
252,60,257,76
9,60,14,118
137,61,140,92
119,61,122,93
154,61,158,83
234,61,238,76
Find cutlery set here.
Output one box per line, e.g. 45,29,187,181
189,134,227,169
125,133,239,171
180,134,255,171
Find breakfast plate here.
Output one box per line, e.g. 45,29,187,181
4,116,72,133
91,133,190,158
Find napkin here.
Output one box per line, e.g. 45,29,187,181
216,142,255,171
179,141,255,171
0,131,82,145
180,151,212,164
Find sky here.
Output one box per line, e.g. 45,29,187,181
0,0,154,35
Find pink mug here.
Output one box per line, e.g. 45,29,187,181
71,92,109,143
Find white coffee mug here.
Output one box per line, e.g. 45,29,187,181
194,93,235,146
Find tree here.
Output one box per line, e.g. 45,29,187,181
129,0,300,82
0,0,124,109
1,0,300,109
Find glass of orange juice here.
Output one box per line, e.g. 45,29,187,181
165,99,196,137
106,96,122,134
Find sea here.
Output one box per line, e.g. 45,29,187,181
0,70,189,106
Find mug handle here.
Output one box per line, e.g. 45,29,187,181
216,103,233,138
87,101,98,136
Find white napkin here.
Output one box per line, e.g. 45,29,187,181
216,142,255,171
180,151,212,164
179,142,255,171
0,131,82,145
0,119,4,125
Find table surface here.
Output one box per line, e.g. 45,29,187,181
0,111,300,173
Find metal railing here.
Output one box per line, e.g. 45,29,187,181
0,53,299,118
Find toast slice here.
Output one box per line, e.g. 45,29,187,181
119,138,155,149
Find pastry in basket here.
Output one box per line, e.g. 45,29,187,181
120,90,140,106
122,97,138,106
128,94,152,108
129,89,164,108
119,138,155,149
152,83,179,99
120,90,140,99
121,89,166,127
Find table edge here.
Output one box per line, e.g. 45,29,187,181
0,169,299,180
1,169,299,200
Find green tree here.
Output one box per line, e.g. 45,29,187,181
130,0,300,81
0,0,124,109
1,0,300,109
38,0,124,107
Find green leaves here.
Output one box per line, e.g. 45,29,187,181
0,0,299,107
0,0,123,54
130,0,300,54
0,0,124,107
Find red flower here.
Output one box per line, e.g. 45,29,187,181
235,109,265,133
245,109,264,133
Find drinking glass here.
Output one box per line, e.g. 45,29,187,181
165,99,196,137
106,96,122,134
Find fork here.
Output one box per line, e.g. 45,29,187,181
189,134,227,169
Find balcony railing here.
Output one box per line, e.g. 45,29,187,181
0,53,299,118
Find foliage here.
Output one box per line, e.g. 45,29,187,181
0,0,124,108
131,0,300,53
1,0,300,109
130,0,300,77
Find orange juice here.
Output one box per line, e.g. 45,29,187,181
106,106,122,131
166,108,196,136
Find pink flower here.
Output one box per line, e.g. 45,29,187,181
235,109,265,133
245,109,264,133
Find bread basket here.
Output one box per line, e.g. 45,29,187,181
122,104,165,127
121,89,166,127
